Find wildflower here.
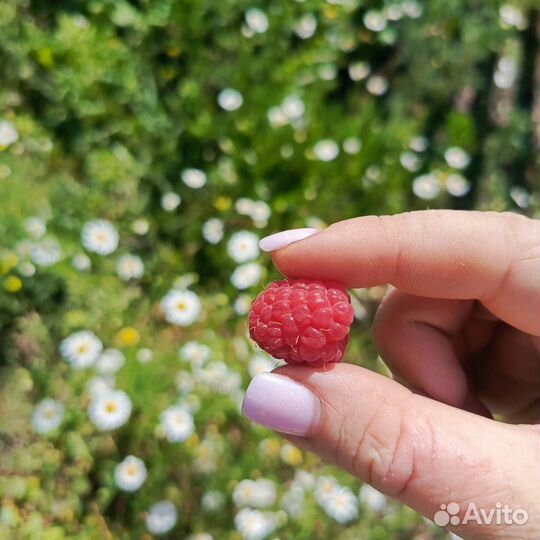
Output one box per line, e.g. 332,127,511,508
295,13,317,39
72,253,91,271
81,220,119,255
280,443,303,466
60,330,103,369
363,10,387,32
137,348,153,363
160,405,195,442
230,262,263,290
281,485,305,518
315,475,339,506
313,139,339,162
132,218,150,235
114,455,147,492
116,326,140,346
202,218,224,244
95,349,125,375
444,146,471,170
366,75,389,96
3,276,22,293
281,95,305,120
31,399,64,434
88,389,132,431
116,254,144,280
235,508,276,540
245,8,269,34
86,376,115,398
412,173,441,200
146,500,178,535
227,231,260,263
234,294,252,315
161,289,202,326
359,484,387,513
0,120,19,147
248,354,275,377
218,89,243,111
24,217,46,239
445,174,471,197
400,151,422,172
30,238,62,266
161,192,181,211
343,137,362,154
348,61,371,81
179,341,210,367
233,479,276,508
202,490,226,512
321,485,358,524
181,168,207,189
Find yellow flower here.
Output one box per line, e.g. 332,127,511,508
280,443,303,466
116,327,140,347
259,438,281,459
4,275,22,293
213,196,231,211
0,252,18,274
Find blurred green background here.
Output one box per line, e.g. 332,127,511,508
0,0,538,539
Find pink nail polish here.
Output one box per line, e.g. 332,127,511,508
259,228,319,252
241,373,320,436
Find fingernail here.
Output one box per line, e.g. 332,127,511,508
241,373,320,436
259,228,319,252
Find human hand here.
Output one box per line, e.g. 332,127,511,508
241,210,540,540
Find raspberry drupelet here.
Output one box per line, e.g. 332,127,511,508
248,279,355,367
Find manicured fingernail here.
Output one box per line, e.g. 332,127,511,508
259,228,319,252
241,373,320,436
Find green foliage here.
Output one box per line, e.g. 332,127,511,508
0,0,538,539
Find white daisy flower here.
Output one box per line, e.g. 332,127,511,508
499,4,526,28
218,88,243,111
161,192,181,211
18,262,35,277
30,238,62,267
348,61,371,81
161,289,202,326
86,375,116,398
236,198,256,215
294,470,316,490
181,168,207,189
0,120,19,147
60,330,103,369
187,534,214,540
385,5,404,21
227,231,260,263
248,354,275,377
114,455,147,492
245,8,269,34
363,10,387,32
201,490,226,512
179,341,211,367
409,135,429,152
95,348,125,375
445,174,471,197
146,500,178,535
176,371,195,395
402,0,423,18
267,106,288,127
343,137,362,154
281,95,305,120
88,389,132,431
366,75,389,96
235,508,276,540
24,217,46,239
116,254,144,281
494,56,518,89
137,348,153,363
359,484,387,513
281,485,305,518
233,294,252,315
321,485,358,524
72,253,91,271
132,218,149,235
233,479,276,508
510,185,531,209
81,220,119,255
444,146,471,169
412,173,441,200
313,139,339,162
315,475,339,505
160,405,195,442
202,218,224,244
230,262,263,290
250,201,271,227
31,399,64,434
400,151,422,172
295,13,317,39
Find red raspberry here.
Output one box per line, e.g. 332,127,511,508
248,279,354,367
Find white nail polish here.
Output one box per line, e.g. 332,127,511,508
259,228,319,252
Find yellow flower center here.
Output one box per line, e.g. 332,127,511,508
105,401,117,414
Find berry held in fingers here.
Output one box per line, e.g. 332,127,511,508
248,279,354,366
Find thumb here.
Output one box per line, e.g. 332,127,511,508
241,364,540,539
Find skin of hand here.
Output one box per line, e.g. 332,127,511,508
242,210,540,540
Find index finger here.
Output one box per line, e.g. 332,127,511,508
269,210,540,335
